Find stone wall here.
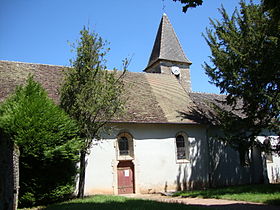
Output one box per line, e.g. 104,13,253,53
0,131,20,210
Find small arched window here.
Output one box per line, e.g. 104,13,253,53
175,132,189,161
117,132,134,160
119,136,129,156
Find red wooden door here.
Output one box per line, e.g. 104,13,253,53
117,162,134,194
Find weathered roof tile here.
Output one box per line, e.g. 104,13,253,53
0,60,196,124
0,60,240,125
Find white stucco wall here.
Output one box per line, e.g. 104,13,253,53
208,129,279,186
84,123,210,195
83,123,280,195
130,123,209,193
257,135,280,183
84,139,116,195
207,128,249,186
267,156,280,183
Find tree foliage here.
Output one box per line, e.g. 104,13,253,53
204,0,280,156
60,27,127,198
0,76,81,207
172,0,280,15
172,0,203,12
263,0,280,21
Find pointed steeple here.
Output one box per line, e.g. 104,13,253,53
144,14,192,92
145,13,191,71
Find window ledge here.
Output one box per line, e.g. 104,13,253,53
117,156,134,161
176,159,190,164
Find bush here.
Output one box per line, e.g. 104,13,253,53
0,76,81,207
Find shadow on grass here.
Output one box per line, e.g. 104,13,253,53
44,198,209,210
266,198,280,206
43,198,280,210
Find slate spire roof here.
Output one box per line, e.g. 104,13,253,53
145,13,191,71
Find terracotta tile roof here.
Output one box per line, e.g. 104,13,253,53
0,60,240,125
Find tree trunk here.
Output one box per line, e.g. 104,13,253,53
251,147,265,184
77,150,86,198
13,145,20,210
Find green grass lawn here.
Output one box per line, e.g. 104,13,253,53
41,195,209,210
173,183,280,205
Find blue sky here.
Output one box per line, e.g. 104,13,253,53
0,0,249,94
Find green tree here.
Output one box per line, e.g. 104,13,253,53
60,27,127,198
203,0,280,157
0,76,81,207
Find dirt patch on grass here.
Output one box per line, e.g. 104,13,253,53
123,194,280,210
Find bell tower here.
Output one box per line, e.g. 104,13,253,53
144,13,192,92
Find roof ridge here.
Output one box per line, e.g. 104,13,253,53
0,60,165,75
0,60,67,67
191,91,226,96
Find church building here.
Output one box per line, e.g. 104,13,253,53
0,14,279,195
81,14,280,194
